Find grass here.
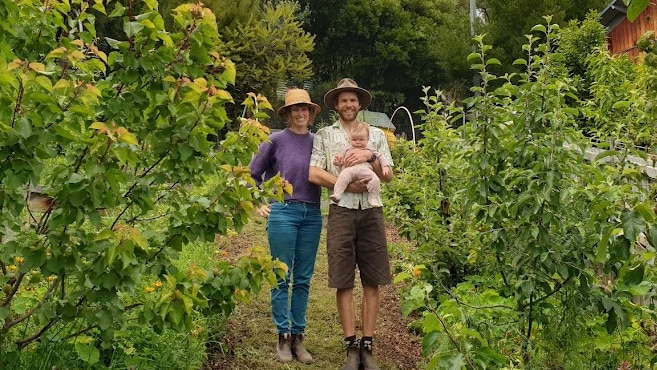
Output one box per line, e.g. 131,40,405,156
207,201,410,370
7,199,418,369
211,224,351,369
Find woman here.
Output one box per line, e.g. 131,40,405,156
249,88,323,364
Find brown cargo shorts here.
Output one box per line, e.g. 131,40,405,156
326,204,391,289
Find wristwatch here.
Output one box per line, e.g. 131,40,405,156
366,153,376,163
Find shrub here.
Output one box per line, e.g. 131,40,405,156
0,0,286,366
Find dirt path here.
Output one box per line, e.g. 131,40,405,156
204,218,424,370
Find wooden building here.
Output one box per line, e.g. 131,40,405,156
600,0,657,58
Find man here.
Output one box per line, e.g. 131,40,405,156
309,78,394,370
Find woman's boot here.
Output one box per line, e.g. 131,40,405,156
276,333,292,362
291,333,313,364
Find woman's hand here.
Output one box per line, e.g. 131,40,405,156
256,204,271,217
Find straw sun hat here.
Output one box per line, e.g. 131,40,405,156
323,78,372,110
277,88,321,119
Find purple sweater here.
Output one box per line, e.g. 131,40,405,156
249,128,321,204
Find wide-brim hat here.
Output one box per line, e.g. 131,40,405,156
277,88,321,118
323,78,372,110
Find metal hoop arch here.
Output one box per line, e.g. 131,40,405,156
390,106,416,145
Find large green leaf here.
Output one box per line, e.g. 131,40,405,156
620,209,646,243
627,0,650,22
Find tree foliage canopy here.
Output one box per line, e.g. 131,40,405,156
387,15,657,368
0,0,286,363
300,0,473,112
476,0,609,71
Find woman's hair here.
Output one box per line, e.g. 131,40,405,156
281,103,313,125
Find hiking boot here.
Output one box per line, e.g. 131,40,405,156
292,333,313,364
360,338,380,370
340,338,361,370
276,333,292,362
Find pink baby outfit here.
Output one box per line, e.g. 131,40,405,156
330,146,391,207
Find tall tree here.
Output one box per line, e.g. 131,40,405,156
217,1,315,115
160,0,260,30
300,0,473,112
476,0,609,71
116,0,314,125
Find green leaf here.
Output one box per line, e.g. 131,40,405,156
124,22,144,38
628,281,651,296
439,353,466,370
596,229,611,263
393,271,412,283
143,0,157,10
474,346,506,365
486,58,501,66
531,24,547,33
69,173,85,184
466,52,480,63
594,150,620,162
562,107,579,116
92,1,106,15
169,303,183,327
421,330,442,357
627,0,649,22
645,225,657,247
620,209,645,242
620,262,645,286
605,309,617,334
75,342,100,364
635,203,654,221
35,76,53,92
15,119,32,138
221,59,236,85
612,100,631,109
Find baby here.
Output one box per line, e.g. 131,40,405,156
331,122,392,207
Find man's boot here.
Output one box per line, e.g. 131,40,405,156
340,338,361,370
360,338,380,370
276,333,293,362
291,333,313,364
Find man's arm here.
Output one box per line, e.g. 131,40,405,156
309,166,337,189
309,166,368,192
341,148,373,168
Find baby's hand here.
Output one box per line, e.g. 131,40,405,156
333,155,344,166
382,166,391,177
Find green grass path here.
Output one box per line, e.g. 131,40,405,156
209,211,413,369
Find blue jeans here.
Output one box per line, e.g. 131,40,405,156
267,201,322,334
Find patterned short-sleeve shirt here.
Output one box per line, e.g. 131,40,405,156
310,120,394,209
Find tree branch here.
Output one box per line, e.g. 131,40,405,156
434,310,477,369
440,282,514,310
3,277,58,330
516,276,571,311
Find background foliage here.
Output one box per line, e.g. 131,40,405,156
387,15,657,369
0,0,287,366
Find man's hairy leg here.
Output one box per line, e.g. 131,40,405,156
362,285,379,337
337,288,356,337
